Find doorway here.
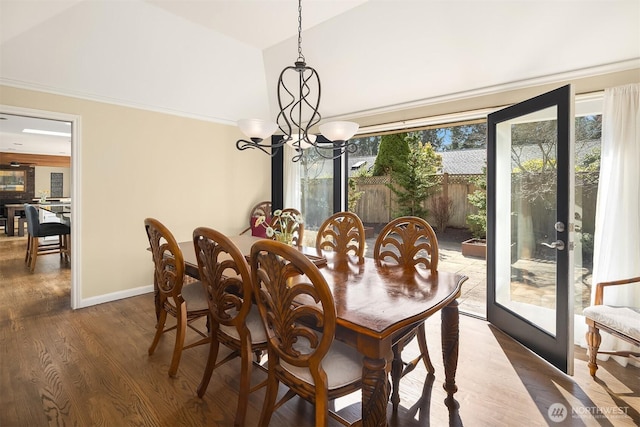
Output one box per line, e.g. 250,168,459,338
0,105,81,309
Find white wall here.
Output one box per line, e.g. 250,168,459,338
1,85,271,306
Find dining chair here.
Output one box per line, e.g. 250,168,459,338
270,207,304,247
250,239,363,427
239,200,272,237
144,218,210,377
315,211,366,259
373,216,439,411
23,204,70,272
193,227,268,426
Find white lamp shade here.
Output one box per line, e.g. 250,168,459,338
319,121,359,142
237,119,278,140
286,133,317,149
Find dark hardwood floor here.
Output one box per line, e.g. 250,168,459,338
1,235,638,426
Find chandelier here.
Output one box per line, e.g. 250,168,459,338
235,0,359,162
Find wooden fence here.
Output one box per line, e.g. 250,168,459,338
302,172,598,243
349,173,480,229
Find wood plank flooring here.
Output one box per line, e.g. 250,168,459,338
1,236,638,426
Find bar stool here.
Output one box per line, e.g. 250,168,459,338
24,204,70,272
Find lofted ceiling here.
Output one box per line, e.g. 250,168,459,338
0,0,639,152
145,0,369,50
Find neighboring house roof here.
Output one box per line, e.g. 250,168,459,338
439,149,485,175
347,150,486,176
319,140,601,178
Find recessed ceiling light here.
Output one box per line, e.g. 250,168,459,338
23,128,71,137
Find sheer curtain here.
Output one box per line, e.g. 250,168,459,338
590,83,640,366
283,143,302,211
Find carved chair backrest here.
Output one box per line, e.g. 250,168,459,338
192,227,253,329
316,211,366,258
250,239,335,379
24,204,40,236
250,201,272,223
373,216,439,273
144,218,185,304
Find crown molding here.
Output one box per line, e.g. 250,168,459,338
0,78,236,126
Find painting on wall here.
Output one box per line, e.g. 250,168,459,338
0,170,26,192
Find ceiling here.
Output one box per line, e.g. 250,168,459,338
0,114,71,156
145,0,369,50
0,0,638,153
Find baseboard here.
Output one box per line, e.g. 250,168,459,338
76,284,153,309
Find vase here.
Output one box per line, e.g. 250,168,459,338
275,233,293,246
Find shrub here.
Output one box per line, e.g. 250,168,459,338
466,169,487,239
430,195,453,233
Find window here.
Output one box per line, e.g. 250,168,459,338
272,93,603,319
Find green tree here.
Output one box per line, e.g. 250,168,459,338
417,128,446,151
576,146,600,189
575,115,601,141
466,168,487,239
449,123,486,150
350,135,380,157
372,132,409,176
388,133,442,218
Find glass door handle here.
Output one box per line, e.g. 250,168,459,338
541,240,565,251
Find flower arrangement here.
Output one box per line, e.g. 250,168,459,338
38,190,50,203
254,209,303,244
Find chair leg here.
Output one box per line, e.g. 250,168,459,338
59,235,64,258
391,323,434,412
168,301,188,377
29,236,38,272
391,343,403,411
586,324,601,377
149,310,168,356
416,323,435,374
62,234,71,262
197,326,221,398
258,357,279,427
234,334,253,427
25,234,31,263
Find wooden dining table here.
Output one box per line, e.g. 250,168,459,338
3,203,26,236
177,234,468,427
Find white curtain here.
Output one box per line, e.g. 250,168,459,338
590,83,640,366
283,144,302,211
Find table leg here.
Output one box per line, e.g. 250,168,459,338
441,299,459,406
361,356,390,427
6,208,15,236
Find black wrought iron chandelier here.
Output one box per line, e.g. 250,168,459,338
235,0,359,162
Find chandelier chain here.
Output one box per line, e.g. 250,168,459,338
235,0,359,161
297,0,304,62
